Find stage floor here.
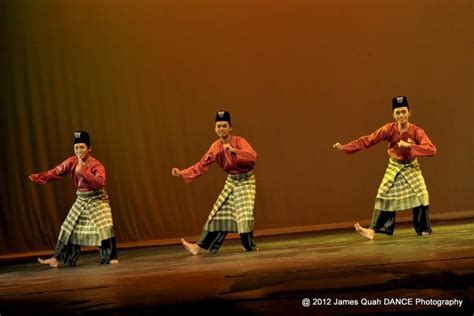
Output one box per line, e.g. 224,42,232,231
1,218,473,315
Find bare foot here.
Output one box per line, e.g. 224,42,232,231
37,257,59,268
109,259,119,264
242,246,259,252
181,238,200,255
354,223,375,240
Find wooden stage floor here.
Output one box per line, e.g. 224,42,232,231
1,218,473,315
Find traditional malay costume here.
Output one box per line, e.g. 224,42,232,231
341,97,436,236
30,131,118,265
179,111,258,253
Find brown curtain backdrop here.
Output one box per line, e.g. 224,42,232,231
1,0,472,256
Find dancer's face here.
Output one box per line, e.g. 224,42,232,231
74,143,91,160
215,121,232,139
393,106,410,125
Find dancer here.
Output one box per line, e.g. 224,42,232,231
30,131,118,267
172,111,258,255
333,96,436,240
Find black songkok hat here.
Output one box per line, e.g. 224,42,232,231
392,96,409,110
73,131,91,147
215,110,231,124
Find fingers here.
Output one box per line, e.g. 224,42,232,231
171,168,181,177
223,143,235,152
29,174,45,184
397,140,411,148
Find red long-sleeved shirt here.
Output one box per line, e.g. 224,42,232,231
180,135,257,183
29,156,106,191
342,122,436,160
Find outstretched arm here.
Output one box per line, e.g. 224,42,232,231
333,125,389,154
172,144,217,183
29,157,74,184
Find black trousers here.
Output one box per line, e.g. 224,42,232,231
370,205,432,236
54,237,118,266
99,237,119,264
412,205,432,235
197,230,257,253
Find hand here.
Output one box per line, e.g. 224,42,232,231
171,168,182,177
397,140,412,148
223,143,236,153
75,160,84,172
332,142,344,151
29,173,45,183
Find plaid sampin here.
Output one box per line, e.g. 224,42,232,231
57,189,115,246
204,172,256,233
375,159,429,212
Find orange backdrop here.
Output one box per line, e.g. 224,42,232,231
1,0,472,255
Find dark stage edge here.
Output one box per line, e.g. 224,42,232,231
0,218,473,315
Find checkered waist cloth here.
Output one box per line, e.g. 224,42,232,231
57,189,115,246
204,171,256,233
374,158,429,212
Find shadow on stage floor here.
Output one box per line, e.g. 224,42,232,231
1,218,473,315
